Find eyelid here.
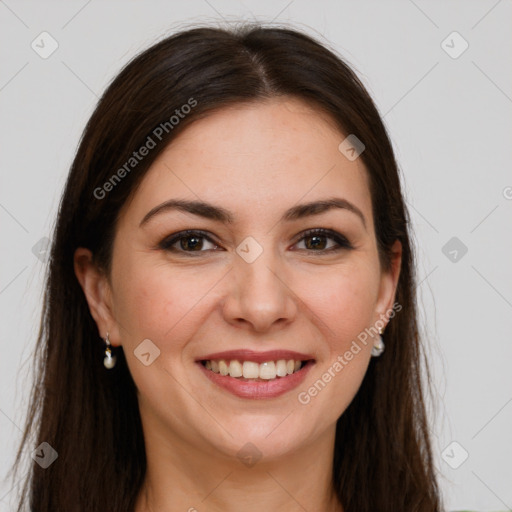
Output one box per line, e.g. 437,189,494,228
158,229,219,253
291,228,353,252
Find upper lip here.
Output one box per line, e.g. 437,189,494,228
196,349,315,364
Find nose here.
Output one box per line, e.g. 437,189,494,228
221,247,298,333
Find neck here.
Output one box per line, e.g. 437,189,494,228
134,410,343,512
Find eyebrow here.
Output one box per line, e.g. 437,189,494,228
139,197,367,230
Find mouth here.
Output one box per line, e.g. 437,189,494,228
195,350,316,399
199,358,310,381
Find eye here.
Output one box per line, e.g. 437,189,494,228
159,228,353,256
159,230,220,254
292,228,353,253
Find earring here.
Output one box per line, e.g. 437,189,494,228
103,332,116,369
371,326,385,357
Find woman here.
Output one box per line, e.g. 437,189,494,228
11,23,442,511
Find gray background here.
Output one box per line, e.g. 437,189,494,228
1,1,511,510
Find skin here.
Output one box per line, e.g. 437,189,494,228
74,97,402,512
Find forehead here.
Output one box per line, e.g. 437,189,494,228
119,97,373,230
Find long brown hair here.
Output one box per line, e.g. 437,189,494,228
9,22,442,511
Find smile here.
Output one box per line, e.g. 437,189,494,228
196,350,315,399
201,358,305,380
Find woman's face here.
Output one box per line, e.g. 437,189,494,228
80,97,401,462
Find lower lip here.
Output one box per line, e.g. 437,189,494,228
197,361,315,399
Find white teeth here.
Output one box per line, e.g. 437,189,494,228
259,361,276,380
243,361,259,379
218,360,229,376
203,358,307,380
276,360,288,377
229,360,243,377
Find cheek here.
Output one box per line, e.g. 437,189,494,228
112,257,216,348
303,263,379,350
297,268,377,419
112,263,207,397
304,264,379,412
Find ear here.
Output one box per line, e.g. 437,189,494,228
374,239,402,328
73,247,121,346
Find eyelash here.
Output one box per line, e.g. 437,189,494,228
158,228,353,256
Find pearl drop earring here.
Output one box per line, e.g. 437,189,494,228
371,326,385,357
103,332,116,369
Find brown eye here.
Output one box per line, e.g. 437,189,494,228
303,233,330,250
178,234,204,251
294,229,353,253
159,230,220,253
